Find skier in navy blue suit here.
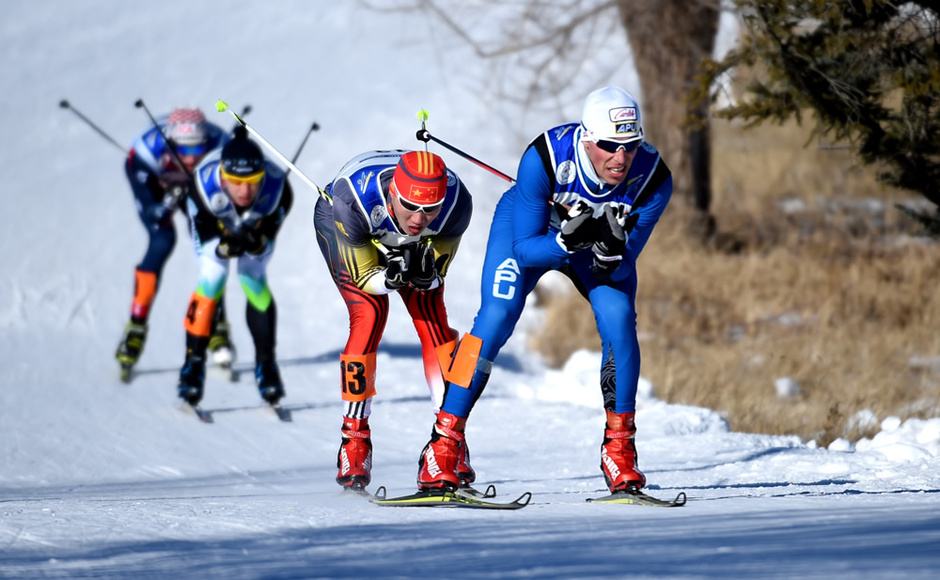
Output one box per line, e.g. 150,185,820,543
115,108,235,380
416,86,673,493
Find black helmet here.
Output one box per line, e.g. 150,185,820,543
221,126,265,178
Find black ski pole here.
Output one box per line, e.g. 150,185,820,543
282,121,321,180
290,122,320,165
59,99,125,153
416,128,515,183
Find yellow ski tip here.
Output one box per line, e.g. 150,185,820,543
215,99,230,113
416,108,430,123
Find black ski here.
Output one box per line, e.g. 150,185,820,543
587,488,686,507
371,485,530,510
270,403,292,422
182,403,214,424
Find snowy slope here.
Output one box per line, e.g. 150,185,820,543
1,2,939,578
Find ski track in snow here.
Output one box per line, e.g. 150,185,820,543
2,1,939,578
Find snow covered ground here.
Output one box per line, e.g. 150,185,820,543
1,2,939,578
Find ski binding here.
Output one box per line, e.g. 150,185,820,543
371,485,530,510
587,487,686,507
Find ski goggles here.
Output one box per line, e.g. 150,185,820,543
398,195,444,214
593,137,643,154
220,168,265,185
170,141,210,157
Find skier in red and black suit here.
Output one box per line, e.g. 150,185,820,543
313,149,473,491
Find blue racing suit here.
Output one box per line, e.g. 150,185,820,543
441,123,672,416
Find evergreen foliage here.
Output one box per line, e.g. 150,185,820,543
705,1,940,232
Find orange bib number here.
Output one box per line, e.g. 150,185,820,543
340,353,377,402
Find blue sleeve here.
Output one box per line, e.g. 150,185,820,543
510,146,570,269
625,174,672,263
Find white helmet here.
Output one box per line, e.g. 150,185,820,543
580,86,644,143
166,107,208,146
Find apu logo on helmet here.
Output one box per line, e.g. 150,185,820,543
615,122,638,135
609,107,637,122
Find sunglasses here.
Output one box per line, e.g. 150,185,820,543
594,138,643,154
397,194,443,214
220,169,265,185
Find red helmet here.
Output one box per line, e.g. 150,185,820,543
392,151,448,207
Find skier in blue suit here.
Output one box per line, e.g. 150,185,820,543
416,86,673,493
115,108,234,380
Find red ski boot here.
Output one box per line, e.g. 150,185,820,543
336,417,373,490
457,437,476,487
417,411,466,491
600,410,646,491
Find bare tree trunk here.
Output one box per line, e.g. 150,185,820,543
619,0,719,238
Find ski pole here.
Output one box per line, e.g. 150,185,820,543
417,109,431,154
285,121,321,181
216,99,325,198
59,99,126,153
416,127,515,183
291,122,320,164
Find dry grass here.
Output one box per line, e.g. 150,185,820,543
532,119,940,445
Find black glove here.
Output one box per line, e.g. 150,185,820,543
384,245,414,291
558,201,598,253
160,170,191,194
409,244,446,291
215,236,246,259
591,205,628,278
240,228,268,255
164,183,189,211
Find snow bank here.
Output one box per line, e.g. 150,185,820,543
508,349,730,438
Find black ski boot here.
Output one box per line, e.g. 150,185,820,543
116,322,147,382
177,354,206,405
255,360,285,404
